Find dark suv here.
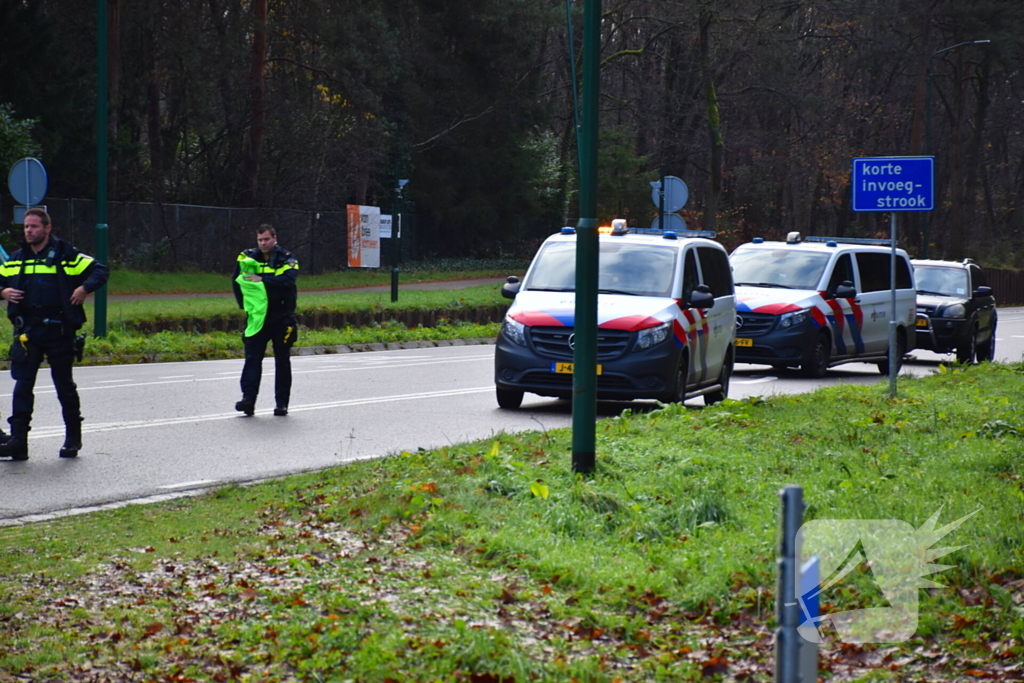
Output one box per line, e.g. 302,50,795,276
911,259,997,363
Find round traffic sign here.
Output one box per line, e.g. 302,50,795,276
8,157,48,206
650,175,688,213
651,213,687,232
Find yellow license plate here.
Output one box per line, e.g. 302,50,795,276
736,338,753,347
916,317,928,327
552,362,603,375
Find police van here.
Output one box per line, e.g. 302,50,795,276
494,220,737,408
729,233,916,376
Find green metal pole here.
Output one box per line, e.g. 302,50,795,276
571,0,600,474
94,0,109,337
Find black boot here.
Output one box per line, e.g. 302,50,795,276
0,426,8,446
235,397,256,416
59,418,83,458
0,422,29,461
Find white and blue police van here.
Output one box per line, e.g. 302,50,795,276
729,233,916,377
494,220,737,409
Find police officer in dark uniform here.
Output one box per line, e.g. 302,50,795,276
0,208,110,460
232,224,299,416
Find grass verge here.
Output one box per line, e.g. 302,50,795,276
1,363,1021,681
107,261,527,295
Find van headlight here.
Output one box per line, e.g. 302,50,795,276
779,308,810,329
502,316,527,346
635,322,671,350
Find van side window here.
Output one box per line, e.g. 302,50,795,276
826,254,855,295
697,246,733,297
856,252,912,292
682,249,699,303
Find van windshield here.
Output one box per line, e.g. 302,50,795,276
731,249,831,290
525,241,678,298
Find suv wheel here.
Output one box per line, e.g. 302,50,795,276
496,388,524,409
976,320,997,362
955,326,977,364
877,332,906,376
800,332,831,378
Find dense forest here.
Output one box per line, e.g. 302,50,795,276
1,0,1022,265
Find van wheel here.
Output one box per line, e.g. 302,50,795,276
704,352,733,405
877,332,907,375
667,355,689,404
496,388,524,409
800,332,831,378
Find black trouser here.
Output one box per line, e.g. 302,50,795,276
10,325,80,431
239,318,294,406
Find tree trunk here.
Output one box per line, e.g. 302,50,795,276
242,0,268,207
700,5,722,232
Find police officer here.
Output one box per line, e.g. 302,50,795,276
0,208,110,460
232,224,299,416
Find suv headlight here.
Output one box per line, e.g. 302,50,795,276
502,316,527,346
778,308,810,329
635,322,671,350
941,303,966,319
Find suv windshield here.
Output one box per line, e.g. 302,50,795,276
915,266,969,297
525,241,677,298
731,249,831,290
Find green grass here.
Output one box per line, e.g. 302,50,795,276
107,260,527,295
103,283,507,324
1,363,1021,681
57,284,507,363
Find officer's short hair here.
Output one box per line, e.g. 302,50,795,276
25,208,51,226
257,224,276,238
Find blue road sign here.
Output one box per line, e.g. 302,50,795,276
851,156,933,212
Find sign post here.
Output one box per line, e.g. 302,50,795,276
851,156,934,398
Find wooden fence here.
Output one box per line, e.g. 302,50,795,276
986,268,1024,306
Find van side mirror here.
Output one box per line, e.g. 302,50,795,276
973,285,993,299
501,276,521,300
689,284,715,310
833,280,857,299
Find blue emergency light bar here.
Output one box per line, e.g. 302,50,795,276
804,235,893,247
628,227,717,239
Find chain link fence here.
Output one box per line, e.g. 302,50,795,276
1,195,417,274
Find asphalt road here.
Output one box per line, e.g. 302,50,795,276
1,307,1021,524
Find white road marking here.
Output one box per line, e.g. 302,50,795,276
0,354,495,398
158,374,194,379
158,480,217,490
25,386,495,439
95,379,132,384
733,377,777,384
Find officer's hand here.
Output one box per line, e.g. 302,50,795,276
70,286,90,305
1,288,24,303
244,273,263,282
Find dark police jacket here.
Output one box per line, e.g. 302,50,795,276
232,244,299,327
0,235,110,331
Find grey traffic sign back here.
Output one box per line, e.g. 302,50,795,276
8,157,48,207
851,156,933,212
650,175,688,213
651,213,687,232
